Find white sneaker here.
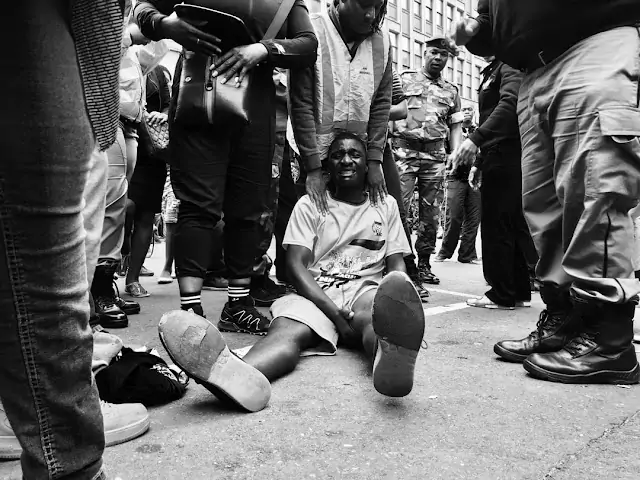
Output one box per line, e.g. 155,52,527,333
102,401,150,447
0,404,21,460
515,301,531,308
467,296,514,310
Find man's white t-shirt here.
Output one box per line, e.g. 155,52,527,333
283,194,411,307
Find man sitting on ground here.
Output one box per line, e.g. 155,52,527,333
157,133,427,412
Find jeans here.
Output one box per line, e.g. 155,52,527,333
438,178,481,262
480,145,532,307
100,126,136,262
519,26,640,304
397,153,447,259
0,1,105,478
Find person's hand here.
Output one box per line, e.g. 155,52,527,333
468,166,482,191
335,308,359,347
210,43,269,86
305,168,329,214
128,23,150,45
450,17,481,47
366,161,387,206
160,12,221,56
146,111,168,126
449,138,479,171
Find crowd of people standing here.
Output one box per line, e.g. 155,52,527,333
2,0,640,478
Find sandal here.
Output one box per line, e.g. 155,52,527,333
125,282,150,298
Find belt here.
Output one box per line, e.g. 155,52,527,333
391,138,445,154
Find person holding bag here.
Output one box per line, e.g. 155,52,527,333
135,0,317,333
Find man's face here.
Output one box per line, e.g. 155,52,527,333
462,106,474,123
424,47,449,75
327,137,368,188
338,0,385,36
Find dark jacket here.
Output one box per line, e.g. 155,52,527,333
472,61,522,169
467,0,640,72
135,0,318,70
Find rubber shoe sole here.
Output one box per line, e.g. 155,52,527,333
218,318,268,336
371,271,426,397
493,343,528,363
523,358,640,385
0,437,21,460
105,407,150,447
158,310,271,412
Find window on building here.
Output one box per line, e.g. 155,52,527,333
413,0,422,31
447,64,454,82
387,0,398,20
402,0,409,10
456,58,464,92
446,3,454,31
425,1,433,23
465,60,472,98
401,35,411,70
390,32,399,69
472,64,482,94
414,41,423,70
435,0,443,28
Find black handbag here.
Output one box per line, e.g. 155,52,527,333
139,111,170,159
173,0,296,128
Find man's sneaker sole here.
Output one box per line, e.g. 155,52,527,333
371,271,426,397
158,310,271,412
523,358,640,385
217,318,268,335
493,343,528,363
105,411,150,447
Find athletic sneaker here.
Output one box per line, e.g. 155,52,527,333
371,271,426,397
158,310,271,412
218,298,271,336
1,401,149,460
467,296,515,310
251,275,287,307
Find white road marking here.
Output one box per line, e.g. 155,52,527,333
428,287,478,298
423,302,470,316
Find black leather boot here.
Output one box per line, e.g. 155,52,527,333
524,299,639,384
494,285,577,362
111,277,140,315
92,261,128,329
418,255,440,285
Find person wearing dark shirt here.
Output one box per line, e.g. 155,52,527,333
135,0,317,335
457,59,532,310
452,0,640,384
435,105,480,264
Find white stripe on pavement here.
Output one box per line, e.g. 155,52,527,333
428,287,478,298
423,302,470,316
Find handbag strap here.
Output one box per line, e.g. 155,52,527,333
263,0,297,40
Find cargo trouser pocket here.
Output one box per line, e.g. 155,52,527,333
589,106,640,197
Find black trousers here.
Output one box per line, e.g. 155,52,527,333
169,65,275,279
481,143,534,306
438,177,481,262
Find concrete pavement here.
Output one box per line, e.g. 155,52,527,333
2,241,639,480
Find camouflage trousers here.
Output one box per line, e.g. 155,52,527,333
396,152,446,259
252,131,287,277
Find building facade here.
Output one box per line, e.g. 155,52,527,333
306,0,485,107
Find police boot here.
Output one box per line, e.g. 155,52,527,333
417,255,440,285
91,261,128,329
524,298,639,384
494,285,578,363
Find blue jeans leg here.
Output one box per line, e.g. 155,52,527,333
0,2,105,478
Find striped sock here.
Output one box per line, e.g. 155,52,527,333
228,285,250,305
180,292,203,316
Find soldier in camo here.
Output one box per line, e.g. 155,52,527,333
390,37,464,285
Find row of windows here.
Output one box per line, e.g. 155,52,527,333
389,32,483,101
387,0,470,36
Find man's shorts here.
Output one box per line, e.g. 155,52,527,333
269,280,379,356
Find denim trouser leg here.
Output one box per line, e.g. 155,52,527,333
458,183,481,262
439,179,466,259
84,149,108,285
519,26,640,304
99,127,129,262
0,2,105,478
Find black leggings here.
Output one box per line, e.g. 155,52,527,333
170,66,275,279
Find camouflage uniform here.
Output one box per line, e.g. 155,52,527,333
252,69,289,277
391,70,462,262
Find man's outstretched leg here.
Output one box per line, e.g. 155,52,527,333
350,272,426,397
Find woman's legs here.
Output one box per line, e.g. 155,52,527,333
161,222,177,277
125,207,156,287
